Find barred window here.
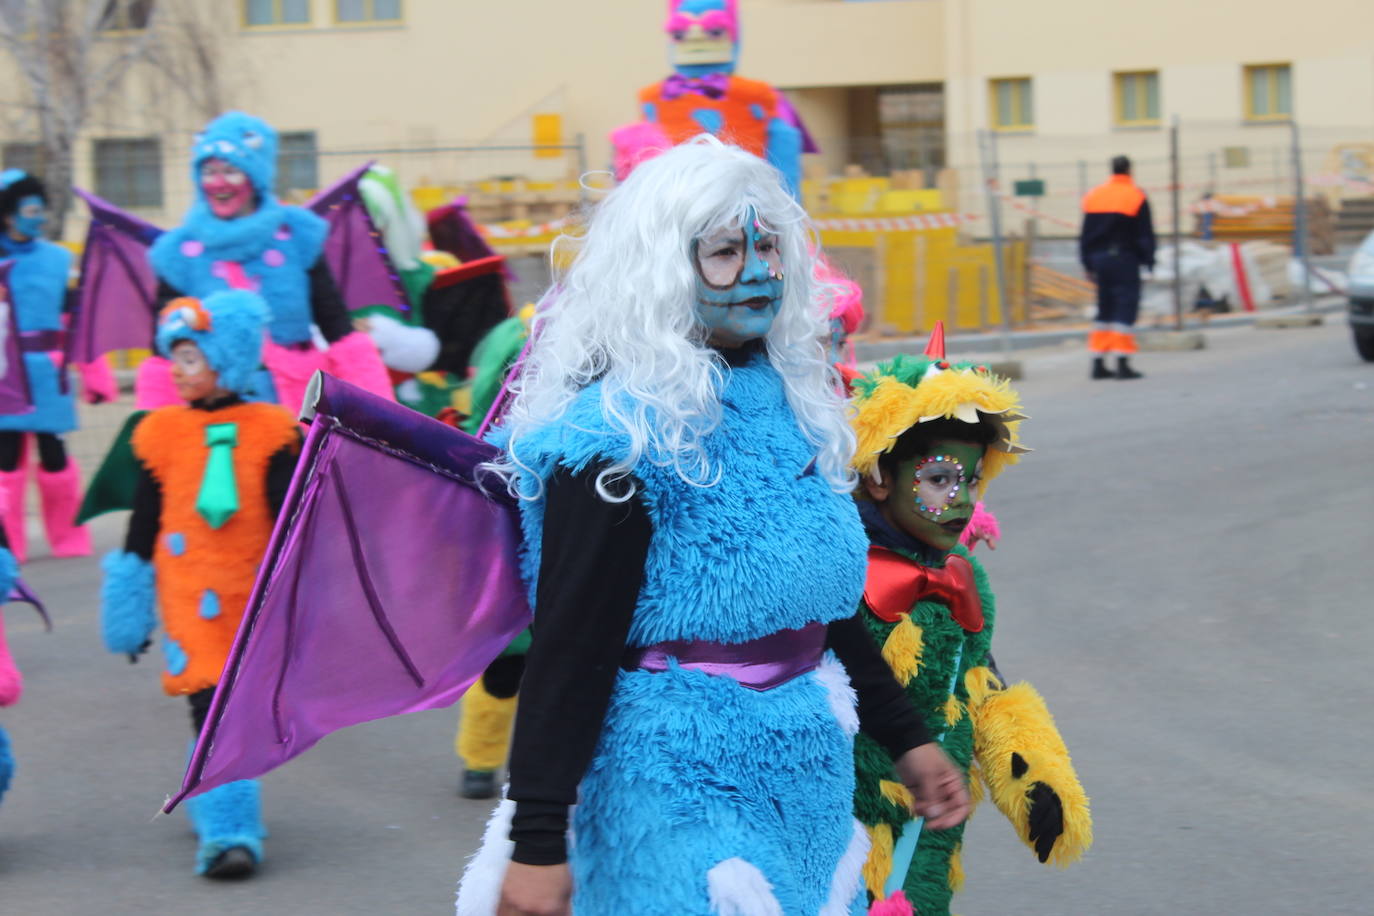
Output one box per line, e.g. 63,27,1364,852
277,131,319,197
94,138,163,209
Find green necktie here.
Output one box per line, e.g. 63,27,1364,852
196,422,240,529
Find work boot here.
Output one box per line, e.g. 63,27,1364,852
1090,357,1116,380
460,769,498,800
1116,357,1144,380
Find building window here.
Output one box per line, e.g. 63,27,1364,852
100,0,156,31
876,84,945,171
990,77,1033,131
2,142,45,178
244,0,310,27
93,138,163,209
1244,64,1291,121
277,131,319,196
1114,71,1160,126
335,0,400,23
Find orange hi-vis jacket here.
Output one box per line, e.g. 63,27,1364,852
132,402,300,696
640,75,780,158
1079,174,1156,271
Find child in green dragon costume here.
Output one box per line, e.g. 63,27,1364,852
848,324,1092,915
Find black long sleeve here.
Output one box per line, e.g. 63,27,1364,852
124,461,161,561
266,438,302,517
506,465,652,866
826,612,933,758
1135,198,1157,268
307,259,354,343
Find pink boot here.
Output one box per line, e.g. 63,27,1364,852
36,462,91,558
0,459,28,565
0,609,21,706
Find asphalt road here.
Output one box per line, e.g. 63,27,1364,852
1,318,1370,915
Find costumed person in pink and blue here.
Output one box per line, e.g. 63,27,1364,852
0,170,115,563
99,290,301,879
143,112,392,413
456,137,969,916
611,0,814,197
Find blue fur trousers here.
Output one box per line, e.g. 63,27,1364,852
185,779,265,874
0,724,13,803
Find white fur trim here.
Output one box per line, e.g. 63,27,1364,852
455,798,514,916
367,313,440,373
707,857,784,916
820,820,872,916
815,652,860,737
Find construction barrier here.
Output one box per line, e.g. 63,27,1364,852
818,220,1027,336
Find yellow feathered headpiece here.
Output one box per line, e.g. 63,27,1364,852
850,322,1029,486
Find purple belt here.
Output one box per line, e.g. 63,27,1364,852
19,330,66,353
626,622,827,691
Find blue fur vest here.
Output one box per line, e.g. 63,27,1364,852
504,353,867,646
149,198,327,346
0,237,71,332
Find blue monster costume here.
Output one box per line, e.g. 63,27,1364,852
458,354,874,915
145,112,391,413
613,0,810,196
0,170,102,563
99,290,298,879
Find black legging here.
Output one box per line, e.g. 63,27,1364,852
0,431,68,473
188,687,216,736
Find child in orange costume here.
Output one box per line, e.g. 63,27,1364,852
99,290,300,879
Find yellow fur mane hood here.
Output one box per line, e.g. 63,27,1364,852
850,352,1029,484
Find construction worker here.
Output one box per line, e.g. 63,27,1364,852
1080,155,1155,379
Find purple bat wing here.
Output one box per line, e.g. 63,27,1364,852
776,93,820,155
165,373,531,811
0,263,33,414
307,163,409,315
67,189,162,364
6,578,51,631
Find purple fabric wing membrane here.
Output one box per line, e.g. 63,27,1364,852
165,373,531,811
67,189,162,364
7,578,51,631
307,163,410,315
776,93,820,154
0,263,34,414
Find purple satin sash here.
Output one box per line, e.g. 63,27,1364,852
628,622,827,691
20,330,65,353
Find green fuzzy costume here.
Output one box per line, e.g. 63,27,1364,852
853,544,994,915
849,343,1091,915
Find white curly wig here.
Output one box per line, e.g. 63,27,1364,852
495,135,856,498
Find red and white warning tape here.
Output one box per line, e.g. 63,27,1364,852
478,216,575,240
813,213,980,232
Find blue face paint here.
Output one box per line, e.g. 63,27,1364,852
693,209,784,349
10,196,47,240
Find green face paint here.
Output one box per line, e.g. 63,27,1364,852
879,438,986,554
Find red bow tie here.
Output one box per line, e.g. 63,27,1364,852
863,546,985,632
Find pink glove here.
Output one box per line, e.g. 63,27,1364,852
959,501,1001,551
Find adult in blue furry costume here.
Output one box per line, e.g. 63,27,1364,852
142,111,392,414
454,137,968,916
0,170,115,563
